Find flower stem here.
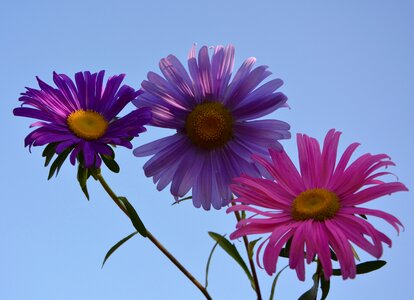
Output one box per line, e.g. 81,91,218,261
233,209,262,300
94,171,212,300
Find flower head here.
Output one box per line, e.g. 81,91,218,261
133,45,290,210
14,71,151,170
228,129,407,280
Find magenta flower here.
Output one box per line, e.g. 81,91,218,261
228,129,407,280
133,45,290,210
14,71,151,169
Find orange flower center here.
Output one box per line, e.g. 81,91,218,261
291,188,340,221
67,109,108,140
185,102,233,149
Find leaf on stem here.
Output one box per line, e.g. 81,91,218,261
102,154,120,173
77,164,90,200
269,265,288,300
332,260,386,276
47,147,72,179
248,238,261,259
102,231,138,267
117,197,147,237
320,277,330,300
279,237,292,258
208,232,253,286
172,196,192,205
298,272,319,300
351,245,360,261
204,239,219,288
42,142,57,167
241,210,246,220
330,248,338,261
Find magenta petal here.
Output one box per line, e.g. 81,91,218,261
226,129,405,281
263,224,296,275
342,182,408,206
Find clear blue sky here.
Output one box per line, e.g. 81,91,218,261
1,0,413,299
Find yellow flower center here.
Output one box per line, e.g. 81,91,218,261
67,109,108,140
185,102,233,149
291,188,340,221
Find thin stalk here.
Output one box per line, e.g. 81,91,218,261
95,171,212,300
233,209,262,300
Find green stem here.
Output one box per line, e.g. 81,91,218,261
233,208,262,300
94,171,212,300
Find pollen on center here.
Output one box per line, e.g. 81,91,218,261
291,188,340,221
67,109,108,140
185,102,233,149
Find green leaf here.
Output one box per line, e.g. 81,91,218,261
248,238,261,259
77,164,89,200
102,231,138,267
355,260,386,274
101,154,120,173
279,248,289,258
279,238,292,258
351,245,360,261
330,248,338,261
204,239,220,288
172,196,192,205
208,232,253,285
298,272,319,300
42,143,57,167
269,265,288,300
332,260,387,276
47,147,72,179
241,210,246,220
320,277,330,300
117,197,147,237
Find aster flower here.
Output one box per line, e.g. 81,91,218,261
14,71,151,171
228,129,407,280
133,45,290,210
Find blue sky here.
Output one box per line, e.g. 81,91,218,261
1,0,413,299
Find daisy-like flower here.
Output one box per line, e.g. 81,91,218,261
133,45,290,210
14,71,151,169
228,129,407,280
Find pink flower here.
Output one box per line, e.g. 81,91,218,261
228,129,407,280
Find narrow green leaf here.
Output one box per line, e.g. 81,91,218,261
279,237,292,258
351,245,360,261
241,210,246,220
356,260,386,274
332,268,341,276
102,154,120,173
298,273,319,300
208,232,253,285
330,248,338,261
77,164,90,200
279,248,289,258
248,238,261,259
320,277,330,300
332,260,387,276
269,265,288,300
102,231,138,267
172,196,192,205
118,197,147,237
47,147,71,179
204,239,219,288
42,143,57,167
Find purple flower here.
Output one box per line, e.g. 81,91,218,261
133,45,290,210
14,71,151,170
